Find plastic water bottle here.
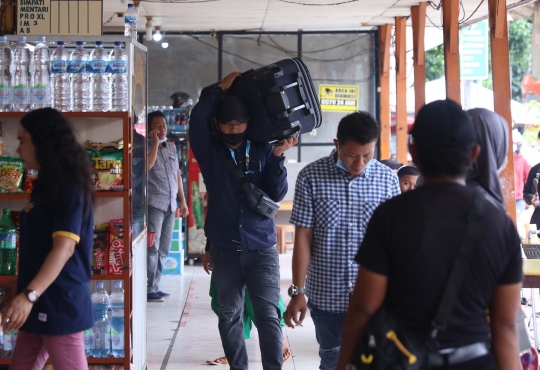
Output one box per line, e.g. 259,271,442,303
31,36,50,109
69,41,91,112
50,41,70,112
3,329,16,358
110,280,124,358
124,4,138,38
109,42,128,112
0,37,12,112
91,281,111,358
90,41,110,112
83,326,94,357
12,37,30,112
0,209,16,276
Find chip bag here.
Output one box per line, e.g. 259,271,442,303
0,157,24,193
23,169,38,193
86,148,123,191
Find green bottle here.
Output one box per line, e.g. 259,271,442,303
192,182,204,229
0,209,17,276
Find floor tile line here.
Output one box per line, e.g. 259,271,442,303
160,267,196,370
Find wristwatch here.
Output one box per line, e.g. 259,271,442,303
288,284,305,297
23,289,39,304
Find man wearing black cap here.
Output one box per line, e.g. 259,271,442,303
189,72,297,370
336,100,522,370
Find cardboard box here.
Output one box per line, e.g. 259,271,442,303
163,250,184,275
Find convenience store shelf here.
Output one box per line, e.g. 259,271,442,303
91,275,125,281
0,112,128,119
0,276,16,282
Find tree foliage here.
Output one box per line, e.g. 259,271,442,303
425,44,445,82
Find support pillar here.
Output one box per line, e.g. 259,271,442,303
412,3,427,116
395,16,408,165
379,24,392,160
442,0,461,104
489,0,516,222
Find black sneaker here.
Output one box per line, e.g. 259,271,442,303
157,291,170,298
147,292,164,302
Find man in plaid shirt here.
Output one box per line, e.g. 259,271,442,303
284,111,400,370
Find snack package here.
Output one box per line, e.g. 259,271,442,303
23,169,38,193
0,157,24,193
86,148,123,191
85,139,123,152
92,223,109,275
108,219,125,275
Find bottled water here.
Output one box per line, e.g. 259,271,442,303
109,42,128,112
124,4,138,38
0,37,12,112
12,37,30,112
69,41,91,112
110,280,124,358
50,41,70,112
31,36,50,109
83,327,94,357
2,329,16,358
90,41,110,112
91,281,111,358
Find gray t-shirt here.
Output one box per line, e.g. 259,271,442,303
148,140,180,211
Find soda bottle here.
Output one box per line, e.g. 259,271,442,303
30,36,50,109
91,281,111,358
110,280,124,358
12,37,30,112
0,209,17,276
0,36,12,112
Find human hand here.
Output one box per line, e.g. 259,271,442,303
218,72,242,92
149,129,159,142
274,136,299,157
203,252,213,274
2,293,33,332
176,203,189,218
284,294,307,328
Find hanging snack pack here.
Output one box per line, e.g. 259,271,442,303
23,169,38,193
86,140,123,191
0,158,24,193
108,219,125,275
92,223,110,275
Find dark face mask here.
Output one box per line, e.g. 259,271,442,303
222,132,247,146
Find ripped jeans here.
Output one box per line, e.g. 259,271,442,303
307,301,346,370
210,244,282,370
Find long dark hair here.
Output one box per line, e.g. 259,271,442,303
20,108,93,218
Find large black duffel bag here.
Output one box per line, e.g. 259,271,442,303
202,58,322,143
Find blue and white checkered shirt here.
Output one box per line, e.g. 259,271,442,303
290,153,400,313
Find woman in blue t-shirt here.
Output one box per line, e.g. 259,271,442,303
2,108,94,370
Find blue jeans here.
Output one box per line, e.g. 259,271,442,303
210,245,282,370
308,301,346,370
147,206,175,293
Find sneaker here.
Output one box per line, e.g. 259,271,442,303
147,292,164,302
157,291,170,298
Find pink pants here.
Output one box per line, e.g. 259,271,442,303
10,330,87,370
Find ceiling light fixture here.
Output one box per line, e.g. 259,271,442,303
153,26,162,42
161,42,169,49
146,16,153,41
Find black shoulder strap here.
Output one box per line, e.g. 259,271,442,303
222,145,246,183
430,189,486,337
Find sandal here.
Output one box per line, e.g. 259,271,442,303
206,356,228,365
283,336,291,362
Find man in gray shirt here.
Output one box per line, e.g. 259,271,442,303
147,111,189,302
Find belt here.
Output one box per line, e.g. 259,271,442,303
428,342,490,366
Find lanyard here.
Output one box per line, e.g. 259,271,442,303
230,140,255,174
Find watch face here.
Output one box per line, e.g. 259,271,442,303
288,285,297,297
27,291,38,302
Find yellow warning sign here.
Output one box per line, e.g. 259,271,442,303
319,84,359,112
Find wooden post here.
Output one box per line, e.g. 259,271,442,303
412,3,427,116
442,0,461,104
489,0,516,222
395,16,408,165
379,24,392,160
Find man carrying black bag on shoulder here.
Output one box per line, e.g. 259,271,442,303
336,100,522,370
189,72,298,370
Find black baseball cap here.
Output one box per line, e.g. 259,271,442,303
411,99,476,151
216,95,250,124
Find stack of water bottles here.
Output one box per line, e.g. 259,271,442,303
85,280,125,358
0,36,129,112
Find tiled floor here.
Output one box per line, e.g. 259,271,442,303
146,252,321,370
